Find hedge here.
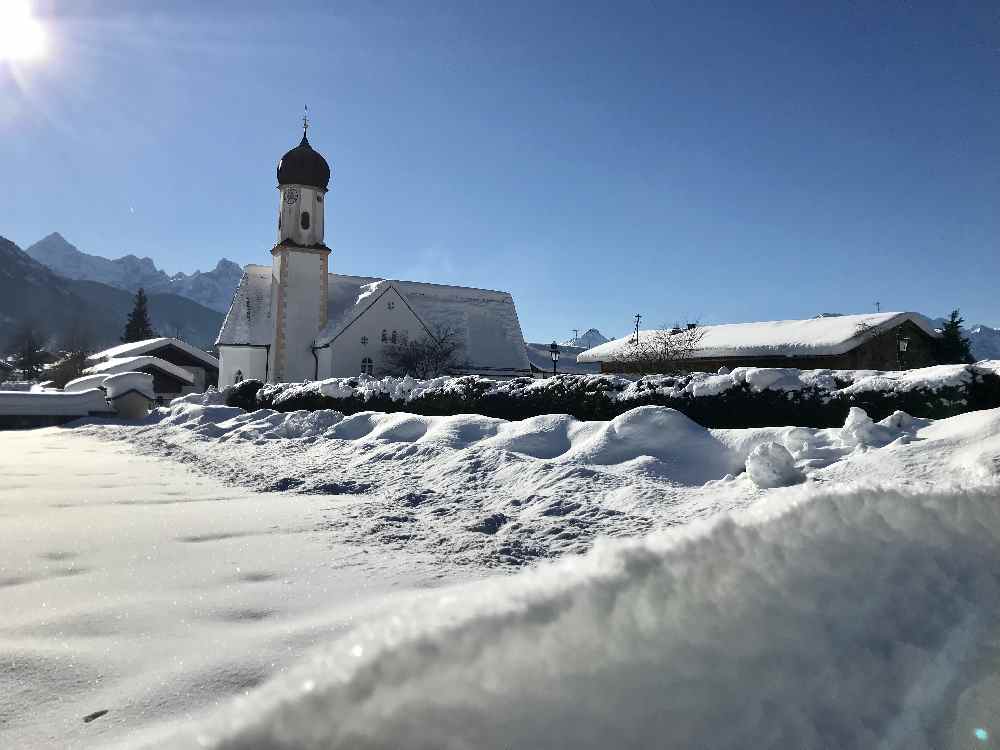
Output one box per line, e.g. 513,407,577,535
223,363,1000,429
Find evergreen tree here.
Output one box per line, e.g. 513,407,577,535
936,309,974,364
121,288,156,343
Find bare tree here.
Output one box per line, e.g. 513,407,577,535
382,325,468,378
612,322,705,374
48,319,97,388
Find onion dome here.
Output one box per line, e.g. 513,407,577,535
276,132,330,191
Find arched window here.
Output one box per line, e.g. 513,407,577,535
381,329,388,343
391,330,397,344
360,336,368,346
361,357,374,375
300,211,310,230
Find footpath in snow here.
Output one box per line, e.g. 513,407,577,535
0,428,469,749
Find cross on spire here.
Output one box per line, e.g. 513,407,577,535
302,104,309,141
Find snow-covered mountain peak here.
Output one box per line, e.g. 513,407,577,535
24,233,242,313
562,328,609,349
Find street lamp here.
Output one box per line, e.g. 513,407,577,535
549,341,560,377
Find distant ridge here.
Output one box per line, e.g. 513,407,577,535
0,235,223,350
25,232,242,314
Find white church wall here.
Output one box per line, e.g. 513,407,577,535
219,346,268,387
324,288,426,378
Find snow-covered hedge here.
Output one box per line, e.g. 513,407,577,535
225,361,1000,428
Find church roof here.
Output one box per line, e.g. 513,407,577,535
217,266,530,372
215,265,275,347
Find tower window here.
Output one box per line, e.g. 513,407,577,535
361,357,374,375
391,330,398,344
360,336,368,346
300,211,311,230
381,329,388,343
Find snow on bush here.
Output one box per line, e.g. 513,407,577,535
177,485,1000,750
227,361,1000,428
745,441,804,488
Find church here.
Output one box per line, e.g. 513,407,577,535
216,123,530,386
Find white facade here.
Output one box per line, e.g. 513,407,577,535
218,346,269,386
317,286,425,378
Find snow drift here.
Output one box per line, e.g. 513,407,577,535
168,485,1000,750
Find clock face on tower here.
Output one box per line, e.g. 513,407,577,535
285,188,300,205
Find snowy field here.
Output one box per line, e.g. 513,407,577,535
4,392,1000,748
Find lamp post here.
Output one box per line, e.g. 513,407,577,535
896,331,909,370
549,341,560,377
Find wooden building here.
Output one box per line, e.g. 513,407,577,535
577,313,940,374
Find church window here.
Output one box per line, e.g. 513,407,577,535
361,336,368,346
381,329,388,343
391,330,397,344
300,211,311,230
361,357,374,375
387,300,395,310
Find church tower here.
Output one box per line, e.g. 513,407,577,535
269,114,332,382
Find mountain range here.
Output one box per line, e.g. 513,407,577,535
0,236,224,351
25,233,242,314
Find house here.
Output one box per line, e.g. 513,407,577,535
578,312,940,373
85,337,219,402
215,121,530,386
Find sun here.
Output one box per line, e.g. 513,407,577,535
0,0,47,62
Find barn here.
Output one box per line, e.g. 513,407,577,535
577,312,940,374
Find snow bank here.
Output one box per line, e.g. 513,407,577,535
176,485,1000,750
0,388,110,416
745,441,804,488
104,371,155,401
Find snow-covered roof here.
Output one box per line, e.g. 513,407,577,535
84,356,195,384
578,312,940,363
215,265,275,347
90,337,219,369
218,266,530,371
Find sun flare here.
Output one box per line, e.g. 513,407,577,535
0,0,47,62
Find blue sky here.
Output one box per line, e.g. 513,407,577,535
3,0,999,340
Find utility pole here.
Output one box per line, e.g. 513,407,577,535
634,314,642,344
